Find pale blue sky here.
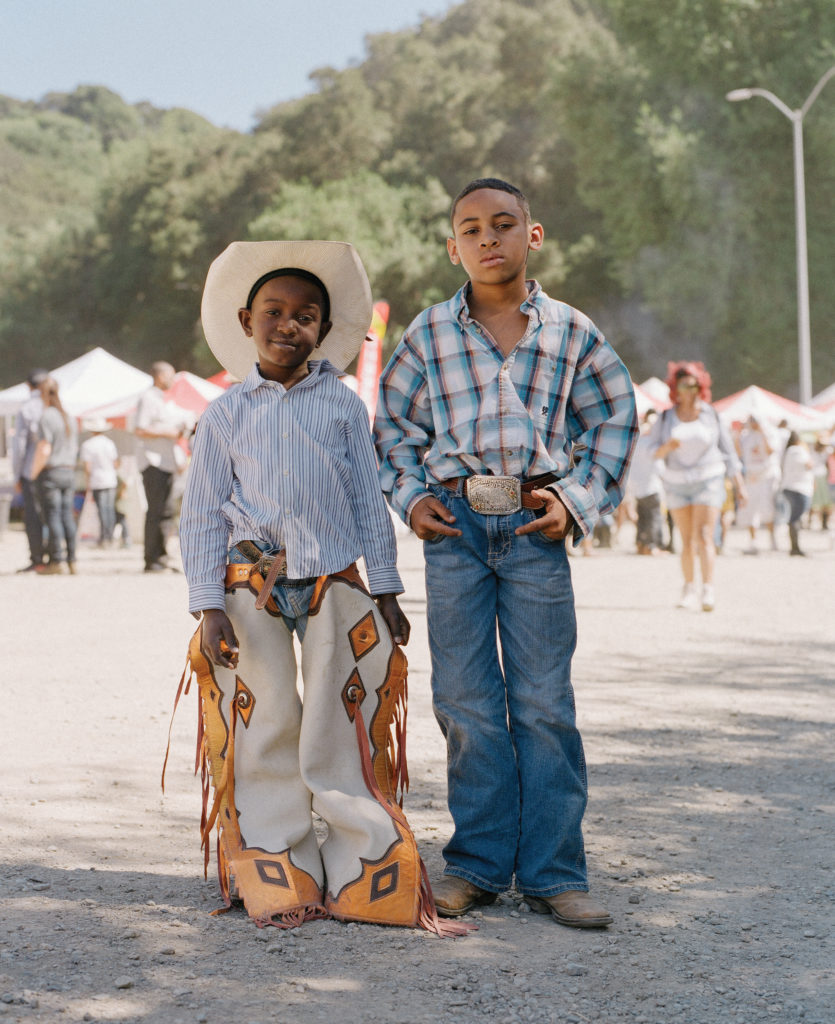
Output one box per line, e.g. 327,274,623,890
1,0,457,131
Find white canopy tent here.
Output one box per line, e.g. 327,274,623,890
638,376,672,408
0,348,152,419
811,382,835,410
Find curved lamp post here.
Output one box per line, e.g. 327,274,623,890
727,66,835,406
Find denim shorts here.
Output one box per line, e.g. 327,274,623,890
663,474,726,510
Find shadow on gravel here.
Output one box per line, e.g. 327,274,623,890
597,635,835,691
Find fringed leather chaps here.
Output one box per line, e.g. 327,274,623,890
166,562,471,936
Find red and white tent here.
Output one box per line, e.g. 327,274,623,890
83,370,224,429
713,385,828,432
207,370,237,390
811,382,835,412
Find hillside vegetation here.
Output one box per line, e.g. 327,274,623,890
1,0,834,396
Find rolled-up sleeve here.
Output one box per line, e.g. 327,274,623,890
552,331,638,537
346,406,403,595
373,336,435,525
180,405,234,613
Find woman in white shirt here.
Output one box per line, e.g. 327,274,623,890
648,362,745,612
780,432,814,556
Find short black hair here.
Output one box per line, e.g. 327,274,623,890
27,368,48,388
450,177,531,223
246,268,330,322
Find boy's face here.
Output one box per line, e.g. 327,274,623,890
447,188,543,286
238,275,332,384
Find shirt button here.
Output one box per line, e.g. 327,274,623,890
285,507,291,514
282,432,289,439
283,469,289,476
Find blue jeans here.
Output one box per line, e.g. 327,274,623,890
38,466,77,564
92,487,116,543
423,481,588,897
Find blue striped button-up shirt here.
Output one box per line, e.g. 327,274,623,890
181,361,403,613
373,282,638,535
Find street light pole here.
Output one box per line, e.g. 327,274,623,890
727,65,835,407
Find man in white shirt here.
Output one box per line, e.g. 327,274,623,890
134,362,187,572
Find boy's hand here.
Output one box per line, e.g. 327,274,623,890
375,594,411,646
200,609,240,669
410,496,462,541
515,489,575,541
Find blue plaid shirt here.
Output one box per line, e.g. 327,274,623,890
373,282,638,536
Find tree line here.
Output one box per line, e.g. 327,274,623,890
1,0,834,397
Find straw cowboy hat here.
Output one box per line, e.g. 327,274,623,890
200,240,373,381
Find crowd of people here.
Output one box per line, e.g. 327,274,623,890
10,362,190,575
611,362,834,610
10,361,834,592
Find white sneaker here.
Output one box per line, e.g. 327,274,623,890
676,583,699,610
701,584,715,612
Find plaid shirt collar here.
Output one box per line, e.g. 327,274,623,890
453,279,546,331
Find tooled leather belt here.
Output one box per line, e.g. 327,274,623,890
228,540,318,610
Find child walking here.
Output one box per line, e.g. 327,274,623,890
176,240,461,935
79,417,120,545
375,178,637,928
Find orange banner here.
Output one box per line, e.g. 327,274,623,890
356,301,389,424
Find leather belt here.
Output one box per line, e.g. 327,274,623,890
226,542,318,611
439,472,560,513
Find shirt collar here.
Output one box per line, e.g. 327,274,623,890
240,359,341,394
454,279,545,328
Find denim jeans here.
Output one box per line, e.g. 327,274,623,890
423,481,588,897
92,487,117,543
20,476,45,564
782,488,811,527
38,466,77,564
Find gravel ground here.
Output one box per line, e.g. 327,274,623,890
1,520,833,1024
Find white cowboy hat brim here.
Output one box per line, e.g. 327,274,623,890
200,240,373,381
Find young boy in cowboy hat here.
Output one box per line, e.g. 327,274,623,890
177,241,458,934
375,178,638,928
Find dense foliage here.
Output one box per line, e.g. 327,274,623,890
1,0,834,397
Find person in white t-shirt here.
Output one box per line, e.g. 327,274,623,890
134,362,189,572
647,361,745,612
780,432,814,556
79,418,120,545
736,416,779,553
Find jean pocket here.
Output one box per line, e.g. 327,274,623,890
423,533,447,546
428,482,455,505
521,508,563,547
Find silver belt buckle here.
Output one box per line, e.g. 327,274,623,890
464,475,522,515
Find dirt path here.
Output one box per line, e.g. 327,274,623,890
1,523,832,1024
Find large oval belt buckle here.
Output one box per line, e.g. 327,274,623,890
464,475,522,515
